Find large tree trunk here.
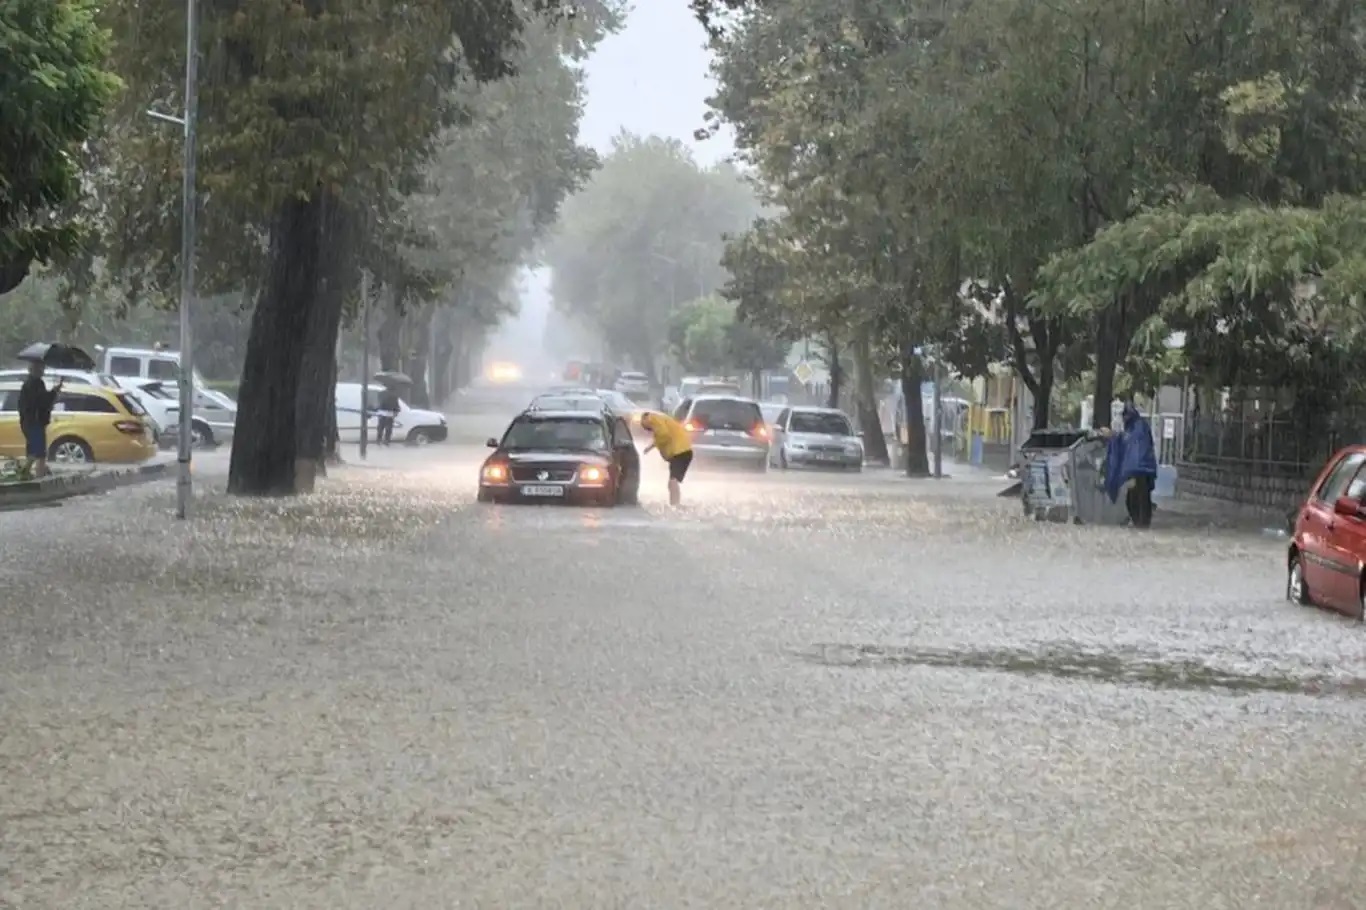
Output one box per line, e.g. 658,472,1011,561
901,348,930,477
403,305,434,407
294,217,348,488
431,308,455,407
826,334,842,409
377,285,404,372
1092,303,1125,429
228,194,328,496
853,326,889,465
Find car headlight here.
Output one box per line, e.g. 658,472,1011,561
578,465,606,485
482,463,509,484
789,441,806,449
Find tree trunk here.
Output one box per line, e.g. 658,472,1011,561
431,308,455,407
853,327,889,465
228,193,328,496
1092,303,1124,429
403,305,434,407
323,357,341,465
377,284,403,372
293,193,351,489
826,335,842,408
901,349,930,477
1033,350,1056,431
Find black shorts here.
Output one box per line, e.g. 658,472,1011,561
668,450,693,483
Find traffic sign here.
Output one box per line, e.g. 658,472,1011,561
793,360,814,384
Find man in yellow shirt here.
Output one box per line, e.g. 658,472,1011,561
640,411,694,506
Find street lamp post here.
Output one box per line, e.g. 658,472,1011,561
148,0,199,519
359,272,370,460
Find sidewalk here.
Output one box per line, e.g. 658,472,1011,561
0,456,174,510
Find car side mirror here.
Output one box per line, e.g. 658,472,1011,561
485,437,498,448
1334,496,1361,517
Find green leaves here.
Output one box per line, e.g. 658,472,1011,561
0,0,118,293
544,134,762,370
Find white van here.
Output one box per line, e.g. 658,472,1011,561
335,383,448,445
98,346,236,446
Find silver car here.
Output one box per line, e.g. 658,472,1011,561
771,406,864,470
674,395,770,471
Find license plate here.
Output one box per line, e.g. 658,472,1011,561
521,485,564,497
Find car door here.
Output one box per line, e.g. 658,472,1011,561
673,398,692,421
1298,452,1366,607
0,389,20,458
1321,462,1366,613
771,408,791,464
611,417,638,486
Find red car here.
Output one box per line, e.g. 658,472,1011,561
1288,445,1366,619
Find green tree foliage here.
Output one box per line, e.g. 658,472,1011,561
89,0,571,494
0,0,118,295
544,133,762,376
668,294,787,375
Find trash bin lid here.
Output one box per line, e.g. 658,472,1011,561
1020,428,1088,451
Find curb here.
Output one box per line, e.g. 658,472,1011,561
0,461,171,510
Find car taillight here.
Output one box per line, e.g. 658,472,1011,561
751,423,769,440
114,420,144,435
482,463,509,484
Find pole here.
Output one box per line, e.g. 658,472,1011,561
359,272,370,459
932,349,944,478
175,0,199,520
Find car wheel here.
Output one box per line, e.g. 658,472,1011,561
191,420,214,448
620,476,640,505
1358,574,1366,621
48,436,94,465
477,488,493,503
1287,551,1313,606
408,428,433,446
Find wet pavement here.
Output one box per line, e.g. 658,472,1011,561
3,385,1365,907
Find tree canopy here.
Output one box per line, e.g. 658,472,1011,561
543,133,768,376
0,0,118,295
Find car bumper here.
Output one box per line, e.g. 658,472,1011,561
480,481,612,504
409,424,448,443
692,443,769,467
785,449,863,468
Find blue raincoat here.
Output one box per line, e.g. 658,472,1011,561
1104,403,1158,502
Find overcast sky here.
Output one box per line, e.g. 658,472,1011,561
578,2,735,164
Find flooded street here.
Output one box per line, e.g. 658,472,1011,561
3,393,1366,908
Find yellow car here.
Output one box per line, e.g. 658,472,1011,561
0,380,158,465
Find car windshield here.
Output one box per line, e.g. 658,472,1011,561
502,416,607,451
698,384,741,397
140,384,172,400
691,398,762,431
790,411,852,435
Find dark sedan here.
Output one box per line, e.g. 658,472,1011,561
478,408,641,506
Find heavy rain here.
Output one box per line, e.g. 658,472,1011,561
4,0,1366,906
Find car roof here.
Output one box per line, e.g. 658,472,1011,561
517,409,607,421
0,379,109,394
790,406,846,414
690,393,759,404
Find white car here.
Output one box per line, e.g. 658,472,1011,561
125,378,233,448
613,371,652,402
335,382,448,445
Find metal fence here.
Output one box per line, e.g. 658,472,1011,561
1181,413,1366,477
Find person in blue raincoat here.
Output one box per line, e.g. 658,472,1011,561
1104,402,1158,528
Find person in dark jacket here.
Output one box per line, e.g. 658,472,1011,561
18,362,62,476
1104,402,1159,528
376,388,400,445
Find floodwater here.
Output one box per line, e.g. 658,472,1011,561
2,385,1364,908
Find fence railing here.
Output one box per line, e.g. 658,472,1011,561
1181,414,1366,477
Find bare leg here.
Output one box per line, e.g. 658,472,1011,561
668,478,681,506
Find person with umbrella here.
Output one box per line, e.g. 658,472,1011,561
18,360,63,476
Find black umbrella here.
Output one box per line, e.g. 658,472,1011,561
16,342,96,371
373,371,413,387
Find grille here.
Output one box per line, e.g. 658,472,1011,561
511,465,577,483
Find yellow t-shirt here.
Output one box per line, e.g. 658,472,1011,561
647,413,693,458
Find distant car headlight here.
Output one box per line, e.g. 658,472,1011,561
789,441,806,449
482,463,509,484
578,465,606,486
